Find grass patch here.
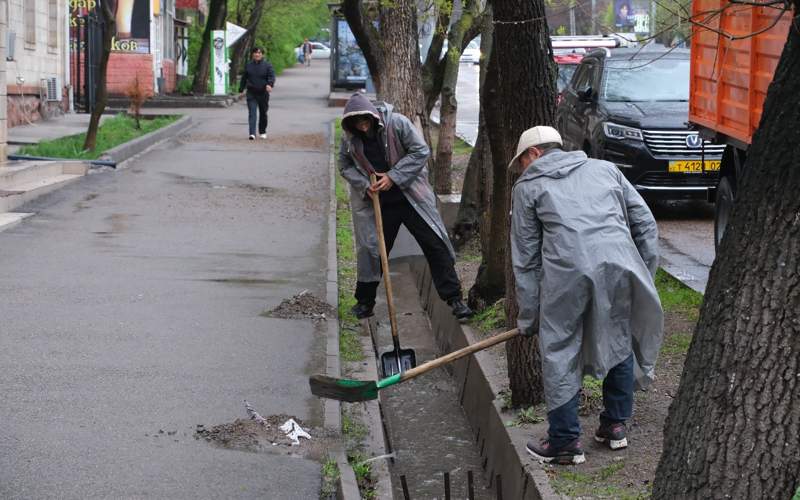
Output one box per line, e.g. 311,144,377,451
453,137,473,156
470,299,506,334
347,452,376,498
334,118,364,363
18,114,179,160
661,332,693,356
554,461,648,499
320,457,340,499
580,375,604,415
655,268,703,321
506,404,545,427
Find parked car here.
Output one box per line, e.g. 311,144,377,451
554,50,584,94
294,42,331,60
556,46,725,200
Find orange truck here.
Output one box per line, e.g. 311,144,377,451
689,0,791,247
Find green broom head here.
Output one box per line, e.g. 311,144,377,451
309,374,380,402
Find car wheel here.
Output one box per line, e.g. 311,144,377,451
714,176,734,252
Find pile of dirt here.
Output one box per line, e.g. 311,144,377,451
195,414,303,452
264,290,335,322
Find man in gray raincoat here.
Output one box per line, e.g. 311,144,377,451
509,126,663,465
338,93,473,321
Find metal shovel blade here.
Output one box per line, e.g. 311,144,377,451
380,348,417,378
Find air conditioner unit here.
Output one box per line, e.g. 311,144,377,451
45,77,61,101
7,31,15,61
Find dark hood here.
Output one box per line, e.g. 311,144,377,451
603,100,689,129
342,93,384,134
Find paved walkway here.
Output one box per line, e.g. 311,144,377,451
0,63,338,498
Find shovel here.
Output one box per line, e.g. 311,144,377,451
368,173,416,377
310,328,520,402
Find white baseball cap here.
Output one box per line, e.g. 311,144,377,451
508,126,563,169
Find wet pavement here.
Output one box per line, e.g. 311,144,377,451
372,261,493,499
0,64,338,498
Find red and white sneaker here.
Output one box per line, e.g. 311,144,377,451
526,438,586,465
595,422,628,450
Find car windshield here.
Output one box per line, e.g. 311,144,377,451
602,57,689,102
557,64,577,92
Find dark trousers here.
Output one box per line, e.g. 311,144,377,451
355,197,461,305
246,91,269,135
547,354,634,448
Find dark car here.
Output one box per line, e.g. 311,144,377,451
556,46,724,200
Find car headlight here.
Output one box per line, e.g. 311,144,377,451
603,122,643,141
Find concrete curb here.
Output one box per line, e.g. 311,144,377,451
326,121,361,500
404,256,562,500
100,115,193,164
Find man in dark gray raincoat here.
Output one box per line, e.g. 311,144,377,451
338,93,473,321
509,126,663,465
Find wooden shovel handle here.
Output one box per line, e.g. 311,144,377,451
399,329,520,382
369,173,400,344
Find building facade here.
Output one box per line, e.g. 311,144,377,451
2,0,70,127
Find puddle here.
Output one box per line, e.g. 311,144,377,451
263,290,335,322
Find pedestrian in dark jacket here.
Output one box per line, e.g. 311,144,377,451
239,47,276,140
338,93,474,321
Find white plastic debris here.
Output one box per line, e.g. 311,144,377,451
279,418,311,446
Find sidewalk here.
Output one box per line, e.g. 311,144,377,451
0,63,341,498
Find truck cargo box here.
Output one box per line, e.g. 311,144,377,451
689,0,791,146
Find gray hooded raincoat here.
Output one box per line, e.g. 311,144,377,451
510,150,663,412
338,94,455,283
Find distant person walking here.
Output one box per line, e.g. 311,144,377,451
239,47,276,140
302,38,313,67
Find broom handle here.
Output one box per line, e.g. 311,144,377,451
398,329,520,382
369,174,401,353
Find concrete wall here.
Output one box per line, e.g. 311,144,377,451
5,0,68,125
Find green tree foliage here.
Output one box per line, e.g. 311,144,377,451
227,0,329,75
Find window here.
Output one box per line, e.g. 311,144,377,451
25,0,36,46
48,0,58,49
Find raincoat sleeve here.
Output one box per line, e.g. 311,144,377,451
510,184,543,336
385,115,430,189
338,138,370,198
621,175,659,277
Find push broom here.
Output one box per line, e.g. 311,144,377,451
310,328,520,402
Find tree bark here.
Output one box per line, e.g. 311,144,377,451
432,2,477,194
83,0,115,152
473,0,556,406
653,9,800,498
192,0,227,94
228,0,268,86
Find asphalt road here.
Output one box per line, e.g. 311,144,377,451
451,64,715,292
0,64,338,498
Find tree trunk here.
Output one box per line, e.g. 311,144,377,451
475,0,557,406
83,0,115,152
378,0,425,121
432,3,478,195
228,0,267,86
453,7,493,249
653,11,800,498
192,0,227,94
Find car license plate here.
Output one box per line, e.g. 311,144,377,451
668,160,721,173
